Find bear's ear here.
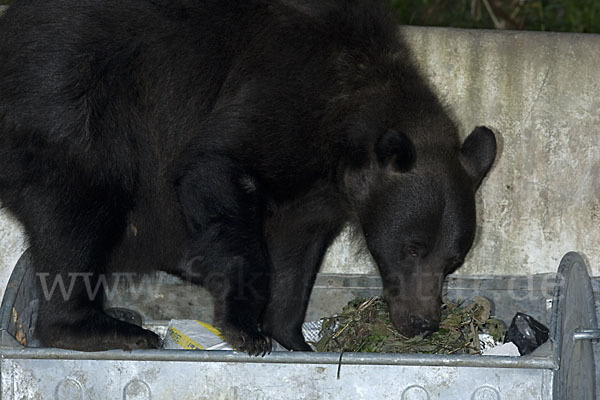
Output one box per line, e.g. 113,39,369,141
460,126,497,187
375,129,415,172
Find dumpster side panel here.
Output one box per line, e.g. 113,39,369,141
1,359,552,400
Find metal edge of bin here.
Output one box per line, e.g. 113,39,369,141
0,250,30,348
0,346,555,369
550,252,598,400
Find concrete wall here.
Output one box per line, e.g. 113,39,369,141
1,21,599,300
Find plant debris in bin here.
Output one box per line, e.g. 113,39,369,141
314,296,505,354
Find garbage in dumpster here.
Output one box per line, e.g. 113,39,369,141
481,339,520,356
505,312,550,355
158,300,550,356
161,320,321,351
314,296,509,355
162,320,233,350
11,307,27,346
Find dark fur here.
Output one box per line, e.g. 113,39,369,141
0,0,496,354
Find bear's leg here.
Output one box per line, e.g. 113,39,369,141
261,197,341,351
174,155,271,355
22,184,161,351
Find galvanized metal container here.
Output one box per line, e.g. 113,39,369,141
0,251,597,399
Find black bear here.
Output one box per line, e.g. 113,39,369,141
0,0,496,355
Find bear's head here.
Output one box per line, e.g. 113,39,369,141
346,125,496,337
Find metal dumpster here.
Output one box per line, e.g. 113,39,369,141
0,251,597,399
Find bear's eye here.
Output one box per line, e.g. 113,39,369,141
405,243,425,258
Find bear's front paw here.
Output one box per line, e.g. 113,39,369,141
123,329,162,351
221,325,272,356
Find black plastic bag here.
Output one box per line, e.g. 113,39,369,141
505,312,550,355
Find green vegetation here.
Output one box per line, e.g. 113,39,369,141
315,296,505,354
389,0,600,33
0,0,598,32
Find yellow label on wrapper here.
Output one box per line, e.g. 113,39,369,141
163,320,233,350
195,320,226,340
168,326,204,350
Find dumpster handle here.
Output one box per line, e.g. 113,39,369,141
573,329,600,341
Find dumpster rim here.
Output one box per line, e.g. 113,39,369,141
0,346,556,369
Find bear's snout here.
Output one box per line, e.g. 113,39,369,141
388,303,441,338
408,314,439,337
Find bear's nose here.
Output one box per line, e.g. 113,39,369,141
409,315,439,337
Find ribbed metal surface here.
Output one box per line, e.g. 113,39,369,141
5,250,598,399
